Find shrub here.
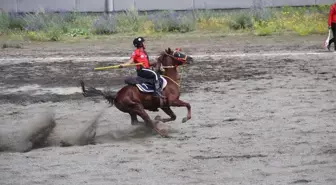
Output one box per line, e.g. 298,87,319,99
114,9,142,33
23,13,49,31
0,12,10,33
8,14,25,30
45,26,62,41
92,15,118,34
253,20,277,36
67,28,89,37
228,11,253,30
148,11,195,33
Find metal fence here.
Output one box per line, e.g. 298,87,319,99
1,0,334,13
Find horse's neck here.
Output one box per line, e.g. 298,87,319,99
163,69,178,81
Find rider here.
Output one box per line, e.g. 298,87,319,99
328,1,336,51
120,37,164,98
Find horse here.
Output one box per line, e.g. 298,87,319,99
80,47,193,137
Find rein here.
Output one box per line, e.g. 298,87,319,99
161,75,180,87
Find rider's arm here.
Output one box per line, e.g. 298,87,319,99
121,58,134,66
120,50,137,67
149,57,160,66
149,60,158,66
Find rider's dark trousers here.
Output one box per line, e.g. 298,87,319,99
137,68,160,89
329,22,336,51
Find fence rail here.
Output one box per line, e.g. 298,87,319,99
0,0,334,13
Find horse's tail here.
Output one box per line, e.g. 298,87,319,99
80,80,117,106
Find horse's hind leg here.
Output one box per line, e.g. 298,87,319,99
171,99,191,123
132,104,167,137
155,107,176,123
130,113,144,125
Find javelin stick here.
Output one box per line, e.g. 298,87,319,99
94,63,143,71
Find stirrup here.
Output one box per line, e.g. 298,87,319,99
153,91,166,107
154,92,165,98
154,89,165,98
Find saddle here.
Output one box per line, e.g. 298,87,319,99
124,76,167,94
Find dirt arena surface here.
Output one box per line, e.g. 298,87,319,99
0,35,336,185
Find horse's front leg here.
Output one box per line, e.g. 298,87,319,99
170,99,191,123
155,107,177,123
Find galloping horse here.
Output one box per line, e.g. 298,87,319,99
80,48,193,137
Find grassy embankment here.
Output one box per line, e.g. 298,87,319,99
0,5,331,45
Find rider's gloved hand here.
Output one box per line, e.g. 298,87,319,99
119,64,124,68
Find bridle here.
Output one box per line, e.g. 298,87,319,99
156,49,190,88
159,50,188,69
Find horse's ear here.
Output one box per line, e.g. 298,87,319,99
167,47,171,53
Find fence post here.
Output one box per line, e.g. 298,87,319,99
105,0,114,15
192,0,196,21
107,0,114,15
105,0,108,14
75,0,79,11
15,0,18,13
112,0,114,12
133,0,136,9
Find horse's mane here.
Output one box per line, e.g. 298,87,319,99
156,48,170,62
158,51,166,57
158,48,170,57
159,47,175,55
155,49,172,74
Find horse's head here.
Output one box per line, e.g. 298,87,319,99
156,47,193,72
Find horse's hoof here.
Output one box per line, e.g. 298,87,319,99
60,140,72,147
182,117,189,123
159,130,169,138
154,115,161,121
162,134,170,138
155,124,168,137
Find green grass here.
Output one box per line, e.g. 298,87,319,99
0,5,331,42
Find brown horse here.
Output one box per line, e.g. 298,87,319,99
80,48,193,137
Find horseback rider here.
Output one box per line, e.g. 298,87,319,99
120,37,165,98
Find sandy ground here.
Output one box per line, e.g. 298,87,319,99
0,35,336,185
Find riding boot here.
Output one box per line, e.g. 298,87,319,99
154,80,165,98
